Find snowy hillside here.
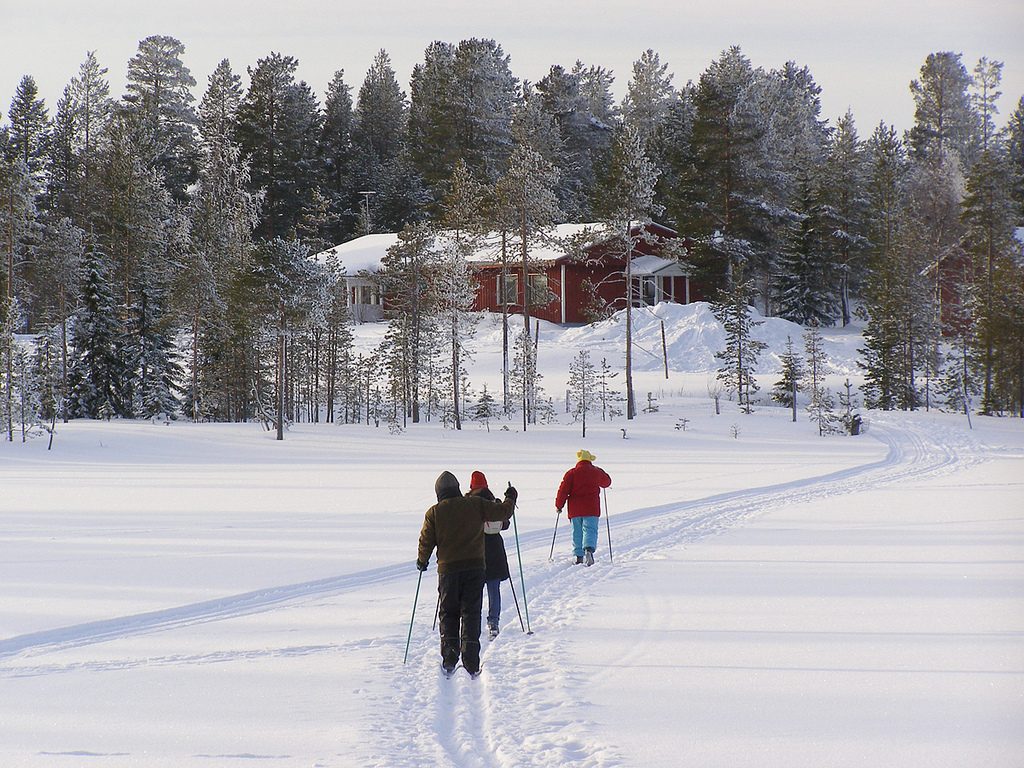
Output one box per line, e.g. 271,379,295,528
2,311,1022,768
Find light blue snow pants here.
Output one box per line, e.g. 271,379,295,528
571,516,599,557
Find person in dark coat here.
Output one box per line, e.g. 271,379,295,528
417,471,517,675
467,471,511,640
554,449,611,566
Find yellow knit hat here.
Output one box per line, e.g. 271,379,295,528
577,449,596,462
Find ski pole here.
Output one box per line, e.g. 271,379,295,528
509,482,533,634
548,509,562,561
603,488,614,564
403,568,424,664
507,574,526,633
431,593,440,632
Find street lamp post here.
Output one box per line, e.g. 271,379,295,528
358,190,376,236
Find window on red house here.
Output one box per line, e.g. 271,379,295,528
498,272,518,304
527,273,549,305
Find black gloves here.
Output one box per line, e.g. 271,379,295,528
504,485,518,504
416,560,428,572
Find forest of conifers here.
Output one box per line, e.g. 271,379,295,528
1,37,1022,439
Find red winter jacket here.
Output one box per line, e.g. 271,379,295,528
555,461,612,519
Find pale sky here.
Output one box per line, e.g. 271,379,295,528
2,0,1022,136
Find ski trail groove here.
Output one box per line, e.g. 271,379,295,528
0,419,980,669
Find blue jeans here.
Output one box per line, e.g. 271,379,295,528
571,516,599,557
485,579,501,627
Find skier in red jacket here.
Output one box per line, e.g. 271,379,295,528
554,449,611,566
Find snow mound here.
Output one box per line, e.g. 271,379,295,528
559,302,861,375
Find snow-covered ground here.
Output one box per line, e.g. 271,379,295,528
2,304,1022,767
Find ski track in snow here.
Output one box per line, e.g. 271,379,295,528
0,416,992,765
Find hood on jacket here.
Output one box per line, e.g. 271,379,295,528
434,471,462,502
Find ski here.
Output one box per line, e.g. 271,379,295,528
441,665,481,679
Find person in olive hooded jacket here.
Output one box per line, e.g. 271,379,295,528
417,471,517,676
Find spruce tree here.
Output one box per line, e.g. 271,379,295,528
773,173,838,326
821,111,870,326
680,46,768,291
7,75,51,198
350,50,421,233
771,335,804,414
407,41,459,205
319,69,355,242
712,271,767,413
237,52,323,239
451,39,518,185
67,244,129,418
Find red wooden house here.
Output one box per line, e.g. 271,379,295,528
465,222,696,323
315,222,699,325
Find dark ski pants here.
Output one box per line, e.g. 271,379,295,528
437,567,485,673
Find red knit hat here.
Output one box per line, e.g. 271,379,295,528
470,471,488,491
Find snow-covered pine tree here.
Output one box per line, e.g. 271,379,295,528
65,51,113,228
183,60,261,422
46,86,80,218
597,356,623,421
451,39,518,186
10,326,42,441
773,172,839,326
567,348,597,437
909,52,978,168
317,248,355,424
678,46,769,293
820,111,871,327
7,75,51,199
236,52,323,240
493,142,561,429
859,122,923,411
712,271,767,413
407,41,459,207
32,327,63,436
378,222,438,424
716,270,765,415
349,50,422,233
1007,97,1024,215
806,382,839,436
122,35,199,201
508,326,547,426
67,244,130,419
594,123,662,420
0,148,37,316
100,113,183,419
802,326,831,412
621,49,676,155
0,295,20,440
319,69,355,243
962,58,1023,415
434,161,487,429
837,378,862,435
469,382,499,431
34,216,84,421
535,63,613,220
